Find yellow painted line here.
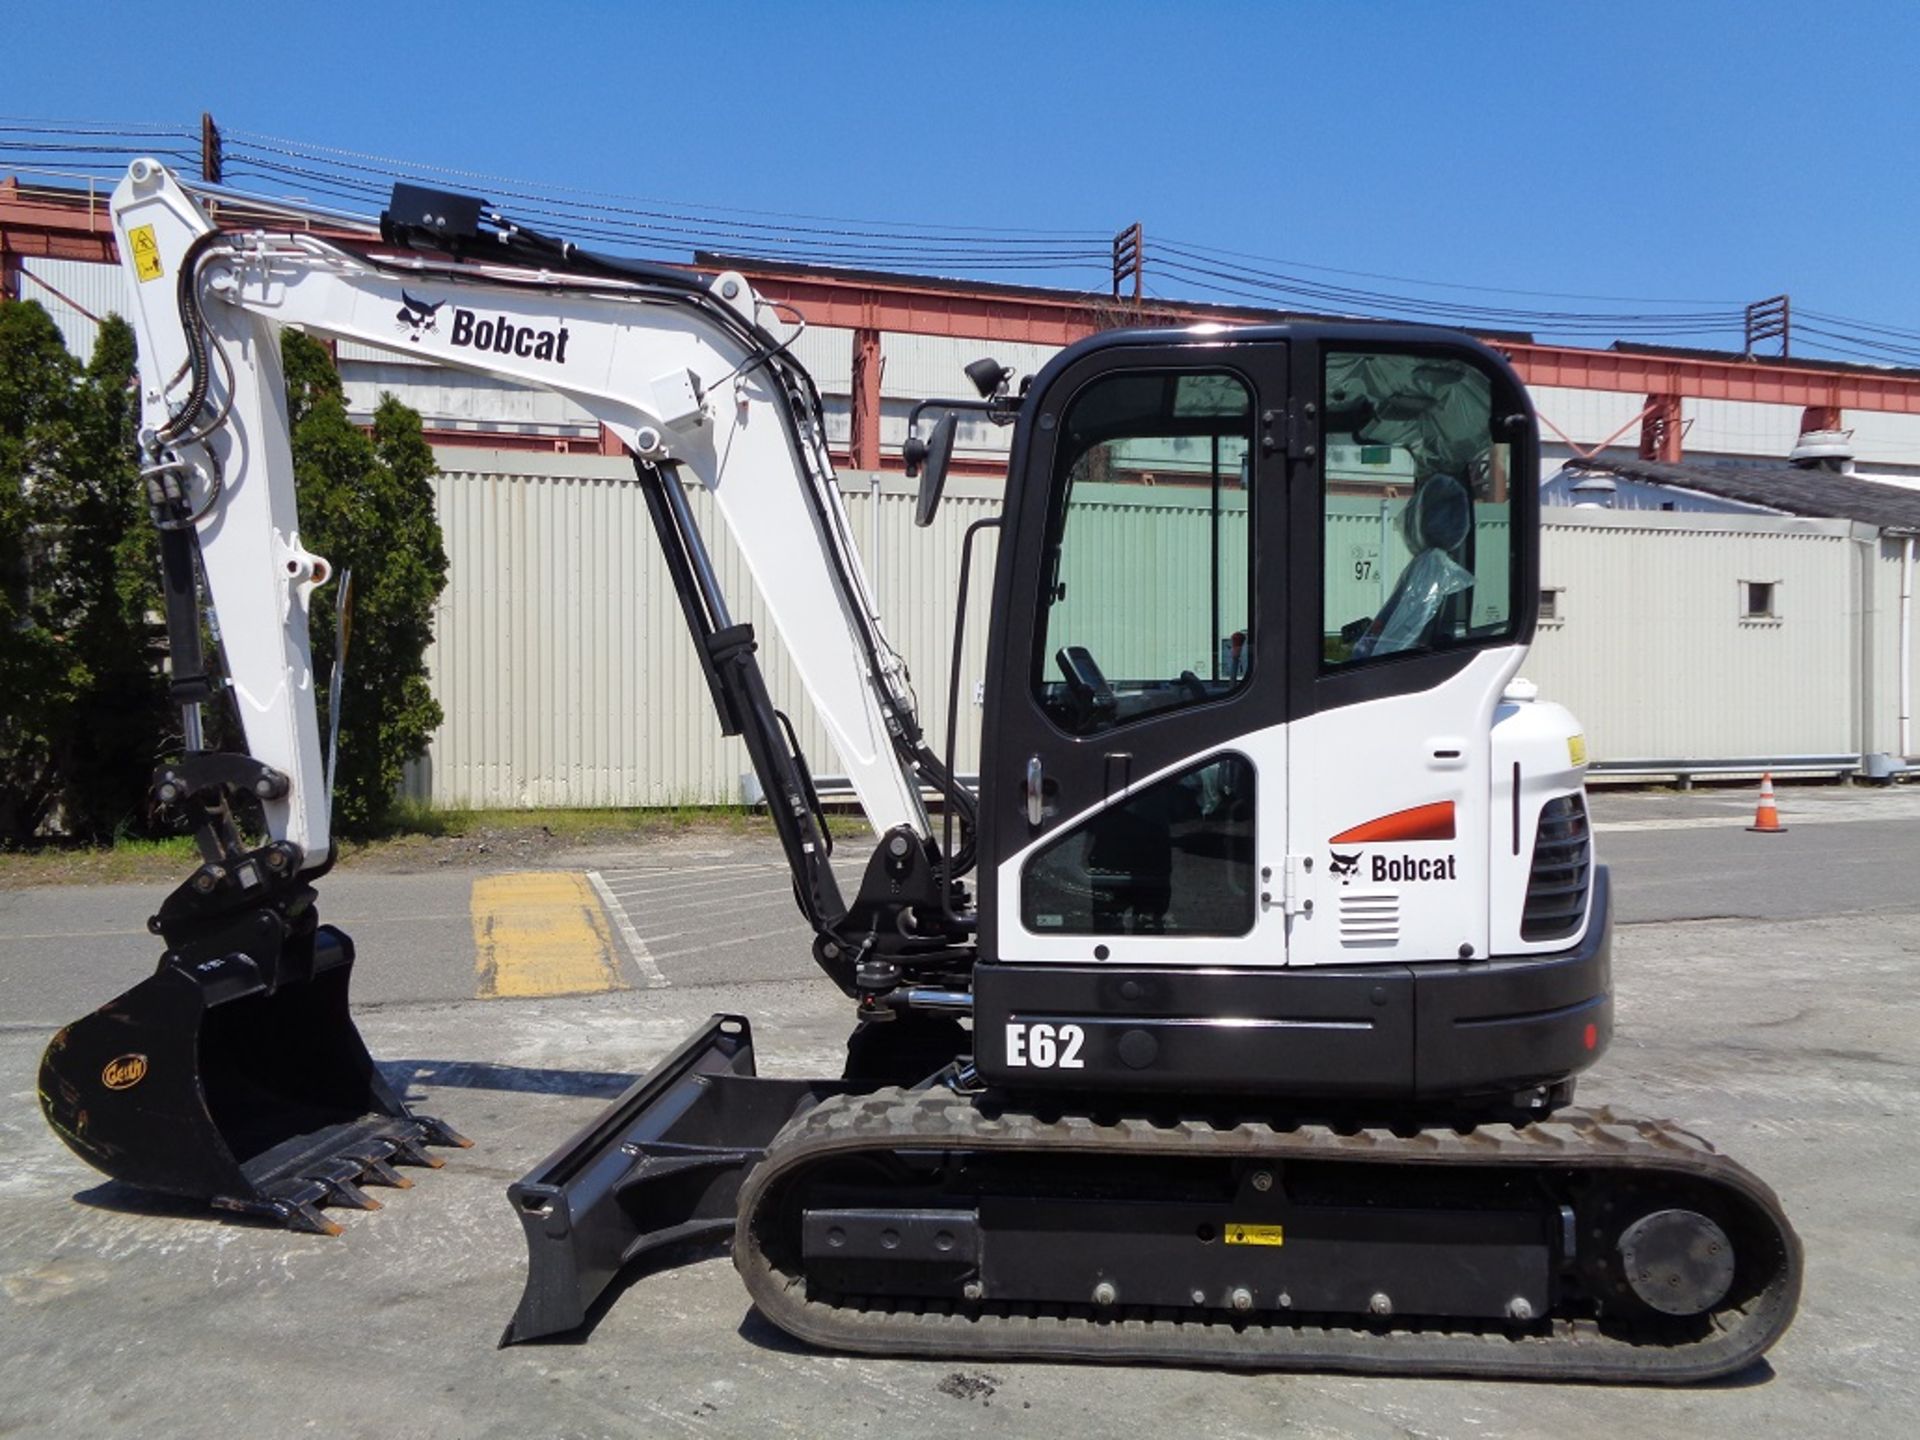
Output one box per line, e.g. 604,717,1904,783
472,871,628,999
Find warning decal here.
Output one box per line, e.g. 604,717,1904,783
1224,1223,1285,1247
128,224,164,282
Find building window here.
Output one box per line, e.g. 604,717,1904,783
1742,581,1779,621
1538,587,1564,625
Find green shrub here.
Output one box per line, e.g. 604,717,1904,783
0,308,446,845
0,305,163,842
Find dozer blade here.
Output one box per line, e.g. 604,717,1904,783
39,923,467,1234
501,1014,845,1345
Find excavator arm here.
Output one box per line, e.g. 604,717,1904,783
37,159,976,1236
114,159,936,860
108,159,977,973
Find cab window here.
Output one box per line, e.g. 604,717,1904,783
1035,370,1254,737
1023,754,1255,936
1319,350,1516,667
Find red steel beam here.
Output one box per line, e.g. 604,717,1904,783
1497,340,1920,415
1638,392,1686,462
746,271,1111,347
745,266,1920,417
15,181,1920,421
849,326,883,470
0,180,117,266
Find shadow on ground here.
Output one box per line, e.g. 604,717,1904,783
386,1058,640,1098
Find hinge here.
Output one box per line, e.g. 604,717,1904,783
1260,401,1315,462
1282,854,1313,918
1289,397,1317,462
1264,855,1313,918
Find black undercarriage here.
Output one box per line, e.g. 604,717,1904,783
501,1002,1800,1383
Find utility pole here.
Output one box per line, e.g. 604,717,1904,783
1111,223,1143,302
1744,294,1789,358
200,112,224,185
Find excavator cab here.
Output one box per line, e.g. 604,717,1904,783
968,325,1611,1105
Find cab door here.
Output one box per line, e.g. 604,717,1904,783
1285,340,1539,966
978,336,1291,971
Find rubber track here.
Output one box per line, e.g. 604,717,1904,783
734,1093,1801,1383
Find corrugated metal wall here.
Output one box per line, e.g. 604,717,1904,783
17,257,129,364
1866,534,1920,759
881,334,1063,401
1522,509,1863,759
1048,483,1247,680
406,455,1912,810
1846,411,1920,472
406,453,1003,807
341,360,600,436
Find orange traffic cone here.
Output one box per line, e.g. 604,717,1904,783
1747,772,1787,833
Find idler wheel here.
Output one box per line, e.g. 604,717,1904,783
1617,1208,1736,1316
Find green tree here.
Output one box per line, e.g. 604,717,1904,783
0,304,162,842
0,301,79,840
282,330,447,834
55,317,168,834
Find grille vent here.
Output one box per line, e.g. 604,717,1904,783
1522,793,1591,942
1339,892,1399,947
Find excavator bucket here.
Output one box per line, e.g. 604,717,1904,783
39,923,467,1234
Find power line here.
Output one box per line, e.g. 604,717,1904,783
11,115,1920,353
227,151,1111,263
1156,233,1745,307
1144,256,1747,340
222,127,1113,245
1796,325,1920,364
1801,308,1920,346
1150,245,1746,330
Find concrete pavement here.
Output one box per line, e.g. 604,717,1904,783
3,787,1918,1438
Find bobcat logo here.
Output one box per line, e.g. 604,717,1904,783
1328,850,1362,882
395,290,445,341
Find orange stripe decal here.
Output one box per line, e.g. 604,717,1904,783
1329,801,1456,844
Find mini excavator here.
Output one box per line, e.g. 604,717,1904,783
39,160,1800,1382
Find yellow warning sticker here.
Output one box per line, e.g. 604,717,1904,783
1224,1223,1285,1247
128,224,164,282
1568,733,1588,767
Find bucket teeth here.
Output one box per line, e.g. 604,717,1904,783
389,1136,445,1170
283,1201,345,1237
417,1116,474,1150
324,1177,383,1212
249,1116,467,1230
359,1158,414,1190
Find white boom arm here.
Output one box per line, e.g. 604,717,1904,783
109,160,931,865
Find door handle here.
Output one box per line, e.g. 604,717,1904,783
1026,754,1045,826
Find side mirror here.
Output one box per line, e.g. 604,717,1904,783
965,356,1012,399
913,412,960,528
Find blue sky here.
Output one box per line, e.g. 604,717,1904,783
9,2,1920,358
